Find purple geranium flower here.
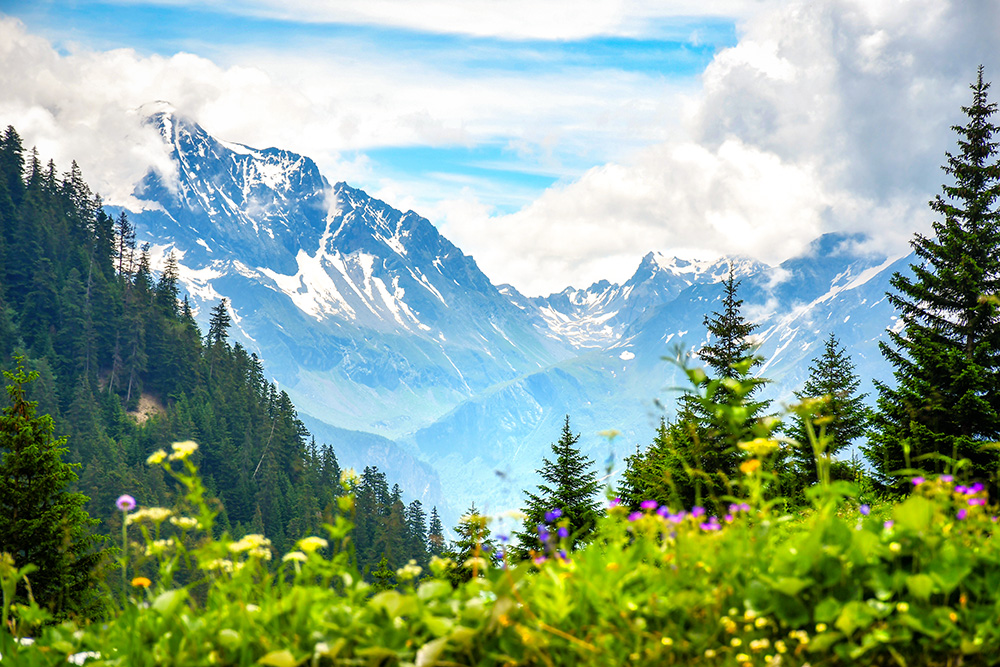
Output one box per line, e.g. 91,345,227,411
700,516,722,531
911,476,925,486
628,511,643,522
640,500,658,510
957,508,968,520
557,526,569,539
940,474,954,483
859,504,870,516
545,508,563,522
691,506,706,518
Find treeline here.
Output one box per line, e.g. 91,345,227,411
0,126,442,579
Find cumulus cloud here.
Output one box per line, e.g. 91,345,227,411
449,0,1000,295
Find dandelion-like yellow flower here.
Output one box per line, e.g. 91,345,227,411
738,438,779,457
168,440,198,461
297,536,328,553
146,449,167,465
131,576,151,588
660,637,673,647
740,459,761,475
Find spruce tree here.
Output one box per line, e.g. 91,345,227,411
791,333,869,484
866,67,1000,489
427,506,445,558
0,360,107,617
513,416,600,557
443,503,495,586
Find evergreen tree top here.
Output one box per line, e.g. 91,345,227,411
699,266,761,380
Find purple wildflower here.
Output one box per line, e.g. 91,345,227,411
499,534,510,543
640,500,658,510
969,482,985,494
537,525,550,542
545,508,563,522
533,555,547,565
656,506,671,518
609,498,621,508
957,508,968,520
557,526,569,539
969,498,987,506
700,516,722,531
911,476,925,487
956,485,968,495
940,474,954,483
883,520,894,530
628,511,643,522
859,504,870,516
724,514,734,523
557,549,568,561
116,494,136,512
482,543,492,552
668,511,686,524
691,506,706,518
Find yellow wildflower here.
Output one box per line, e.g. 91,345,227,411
740,459,761,475
168,440,198,461
297,536,328,553
131,576,151,588
146,449,167,465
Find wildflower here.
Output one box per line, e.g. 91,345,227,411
126,507,172,526
700,516,722,531
396,560,423,580
691,506,706,518
889,542,902,553
775,640,787,654
146,449,167,465
896,602,909,613
704,649,717,658
628,512,643,522
297,536,328,553
339,468,359,486
68,651,101,665
116,494,136,512
282,551,307,563
660,637,673,647
940,474,954,483
739,438,779,457
640,499,658,510
429,555,455,575
545,508,563,522
969,497,987,506
229,534,271,554
815,623,827,633
755,617,769,629
731,638,743,647
557,526,569,539
859,504,870,516
537,524,551,541
131,576,151,588
145,539,173,556
201,559,235,573
740,458,761,475
737,654,751,663
169,516,199,530
883,520,894,530
609,497,621,508
911,476,925,486
168,440,198,461
957,508,968,520
533,555,547,565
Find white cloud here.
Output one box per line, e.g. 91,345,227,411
450,0,1000,295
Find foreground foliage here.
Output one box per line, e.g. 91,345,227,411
3,434,1000,667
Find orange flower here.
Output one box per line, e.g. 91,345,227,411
131,576,152,588
740,459,761,475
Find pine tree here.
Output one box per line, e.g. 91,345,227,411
866,67,1000,489
427,506,445,558
404,500,429,568
0,359,107,617
791,334,869,484
443,503,495,586
513,416,600,557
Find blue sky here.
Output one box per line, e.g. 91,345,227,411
1,1,996,294
3,0,737,214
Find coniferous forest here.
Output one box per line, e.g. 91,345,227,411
1,69,999,666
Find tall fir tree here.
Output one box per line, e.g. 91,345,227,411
443,503,496,586
866,67,1000,489
791,333,869,485
427,506,445,558
0,360,108,617
513,416,600,557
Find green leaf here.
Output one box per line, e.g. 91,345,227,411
415,636,449,667
835,600,877,635
151,589,188,616
893,495,935,533
773,594,810,627
257,649,299,667
814,597,841,624
767,576,814,597
906,574,934,601
418,580,453,601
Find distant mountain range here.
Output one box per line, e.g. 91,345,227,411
117,103,912,521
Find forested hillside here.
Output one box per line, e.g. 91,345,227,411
0,126,437,573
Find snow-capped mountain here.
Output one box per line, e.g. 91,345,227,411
121,105,910,520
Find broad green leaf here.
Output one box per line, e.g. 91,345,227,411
906,574,934,601
415,637,449,667
893,495,934,533
151,589,188,616
835,600,876,635
814,597,841,624
773,594,809,627
257,649,299,667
